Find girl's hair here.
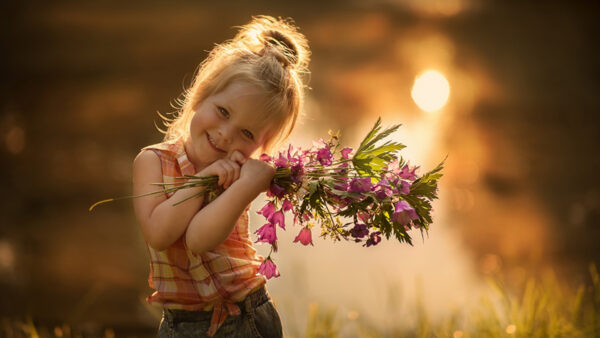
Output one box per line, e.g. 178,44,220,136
162,15,311,153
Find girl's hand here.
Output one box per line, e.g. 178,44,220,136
228,150,247,166
239,158,276,192
196,158,241,189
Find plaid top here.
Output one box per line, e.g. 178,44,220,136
142,138,267,336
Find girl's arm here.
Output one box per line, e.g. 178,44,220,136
132,150,242,251
185,158,275,255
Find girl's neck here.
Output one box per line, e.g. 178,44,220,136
182,136,208,172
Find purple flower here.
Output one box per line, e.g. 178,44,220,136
392,200,419,225
341,147,353,160
333,178,349,192
399,165,418,181
286,144,303,165
399,180,411,195
282,199,293,212
374,179,393,199
349,177,373,193
365,231,382,247
290,163,304,183
293,227,314,246
270,211,286,229
259,153,272,162
274,154,288,168
317,146,333,166
358,211,370,223
257,202,276,220
382,172,399,186
254,223,277,244
350,223,369,239
267,183,285,198
258,257,280,279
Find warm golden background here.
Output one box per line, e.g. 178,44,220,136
2,1,599,337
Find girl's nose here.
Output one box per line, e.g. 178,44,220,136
218,124,234,144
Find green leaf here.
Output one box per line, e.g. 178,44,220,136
352,118,406,176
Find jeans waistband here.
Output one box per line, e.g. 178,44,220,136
164,286,269,323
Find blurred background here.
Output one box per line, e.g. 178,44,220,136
2,0,599,337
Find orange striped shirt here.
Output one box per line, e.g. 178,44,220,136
141,138,267,336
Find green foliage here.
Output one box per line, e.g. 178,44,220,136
353,117,406,176
410,155,447,201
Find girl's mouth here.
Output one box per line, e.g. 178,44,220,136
206,133,227,153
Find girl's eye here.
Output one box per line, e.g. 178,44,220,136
217,106,229,118
242,129,254,140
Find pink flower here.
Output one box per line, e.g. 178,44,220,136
358,211,370,223
258,257,280,279
333,178,349,192
293,227,314,246
290,163,304,182
259,153,272,162
365,231,382,247
257,203,287,229
317,146,333,166
392,200,419,225
282,199,293,212
349,177,373,193
399,165,418,181
254,223,277,244
274,154,288,168
267,183,285,198
286,144,303,166
270,211,286,230
375,179,393,199
341,147,353,160
257,202,276,219
350,223,369,239
399,180,411,195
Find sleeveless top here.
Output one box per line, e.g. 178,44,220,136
141,138,267,336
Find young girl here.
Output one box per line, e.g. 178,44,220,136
132,16,310,337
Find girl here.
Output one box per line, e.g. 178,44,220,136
132,16,310,337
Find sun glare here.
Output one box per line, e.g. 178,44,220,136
411,70,451,112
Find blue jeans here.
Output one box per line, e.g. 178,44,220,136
157,287,283,337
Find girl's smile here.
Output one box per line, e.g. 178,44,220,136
206,132,227,153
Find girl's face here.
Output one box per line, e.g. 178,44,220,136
184,80,273,170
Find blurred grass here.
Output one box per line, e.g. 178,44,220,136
301,263,600,338
2,264,599,337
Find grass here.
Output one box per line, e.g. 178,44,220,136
2,264,599,337
301,263,600,338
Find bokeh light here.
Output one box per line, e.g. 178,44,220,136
411,69,451,112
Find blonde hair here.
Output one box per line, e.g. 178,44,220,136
162,15,311,153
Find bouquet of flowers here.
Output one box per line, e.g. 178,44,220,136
90,118,446,279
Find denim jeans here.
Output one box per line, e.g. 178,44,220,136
157,287,283,338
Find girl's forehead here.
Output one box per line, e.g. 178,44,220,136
217,80,265,100
213,82,275,130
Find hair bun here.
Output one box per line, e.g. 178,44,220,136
261,29,299,67
234,15,310,72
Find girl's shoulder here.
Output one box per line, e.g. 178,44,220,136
138,137,195,177
134,139,182,177
142,138,184,157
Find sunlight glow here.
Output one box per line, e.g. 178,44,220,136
411,70,451,112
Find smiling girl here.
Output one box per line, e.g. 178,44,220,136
131,16,310,337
